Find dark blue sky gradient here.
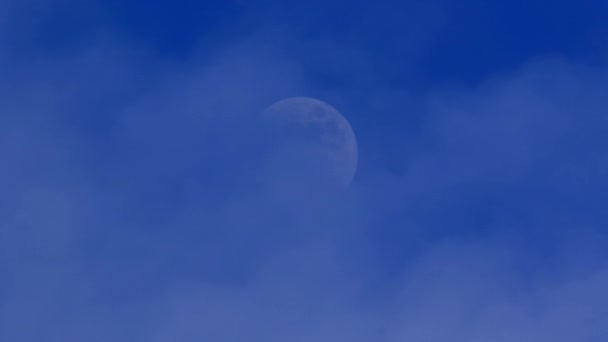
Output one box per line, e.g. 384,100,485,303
96,0,608,84
1,0,608,341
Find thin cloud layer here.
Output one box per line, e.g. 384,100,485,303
1,2,607,342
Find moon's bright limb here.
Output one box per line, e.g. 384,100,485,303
261,97,358,190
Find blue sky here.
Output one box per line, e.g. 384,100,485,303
1,0,608,341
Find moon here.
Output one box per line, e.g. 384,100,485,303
260,97,358,191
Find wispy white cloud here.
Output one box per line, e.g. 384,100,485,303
1,2,607,341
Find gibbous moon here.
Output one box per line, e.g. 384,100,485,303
261,97,358,190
